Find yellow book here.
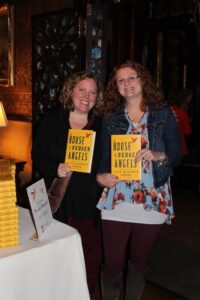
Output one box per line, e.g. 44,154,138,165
0,240,19,248
0,223,18,231
111,134,141,180
0,229,18,237
0,186,16,193
0,212,18,221
0,180,15,186
0,206,18,215
0,235,19,248
0,243,18,248
65,129,96,173
0,160,15,173
0,234,19,240
0,219,18,226
0,173,14,183
0,197,17,204
0,191,16,199
0,182,15,188
0,202,16,209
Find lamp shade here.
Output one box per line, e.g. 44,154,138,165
0,101,8,127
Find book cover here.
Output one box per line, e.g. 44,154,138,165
111,134,141,180
65,129,96,173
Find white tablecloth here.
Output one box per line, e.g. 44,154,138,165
0,207,90,300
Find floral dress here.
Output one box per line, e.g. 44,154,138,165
97,111,174,224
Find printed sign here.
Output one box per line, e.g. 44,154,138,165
27,178,53,240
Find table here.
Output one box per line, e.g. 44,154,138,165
0,207,90,300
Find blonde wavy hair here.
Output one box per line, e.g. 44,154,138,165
59,71,103,115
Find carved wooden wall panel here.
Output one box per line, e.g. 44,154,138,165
32,8,83,125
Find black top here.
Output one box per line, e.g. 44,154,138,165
32,105,103,224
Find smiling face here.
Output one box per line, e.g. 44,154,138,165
71,78,97,114
116,67,143,102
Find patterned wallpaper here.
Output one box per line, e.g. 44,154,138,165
0,0,73,120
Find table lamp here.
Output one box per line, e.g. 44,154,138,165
0,101,8,127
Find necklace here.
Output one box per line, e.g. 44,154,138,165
128,111,144,123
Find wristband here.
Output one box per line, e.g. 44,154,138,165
157,152,167,166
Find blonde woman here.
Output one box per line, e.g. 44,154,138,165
32,71,103,295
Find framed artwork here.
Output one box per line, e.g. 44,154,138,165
0,4,14,87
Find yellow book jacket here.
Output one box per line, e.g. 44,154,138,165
111,134,141,180
65,129,96,173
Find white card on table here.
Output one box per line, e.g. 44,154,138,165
26,178,53,240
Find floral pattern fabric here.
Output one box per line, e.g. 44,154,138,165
97,111,174,224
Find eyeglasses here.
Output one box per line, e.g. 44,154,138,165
116,75,140,86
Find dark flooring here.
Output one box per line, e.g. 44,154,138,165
141,282,187,300
92,281,187,300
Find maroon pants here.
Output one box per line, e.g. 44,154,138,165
102,220,162,278
68,217,101,293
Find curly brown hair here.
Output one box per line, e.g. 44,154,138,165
59,71,103,115
101,60,164,117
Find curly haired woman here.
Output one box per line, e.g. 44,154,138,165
96,61,181,300
32,71,103,296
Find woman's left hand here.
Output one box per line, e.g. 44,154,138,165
57,163,72,178
135,149,164,163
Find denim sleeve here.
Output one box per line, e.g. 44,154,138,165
163,107,182,167
97,118,111,173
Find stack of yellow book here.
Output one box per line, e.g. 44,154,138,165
0,159,19,248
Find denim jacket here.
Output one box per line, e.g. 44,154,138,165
98,105,181,188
